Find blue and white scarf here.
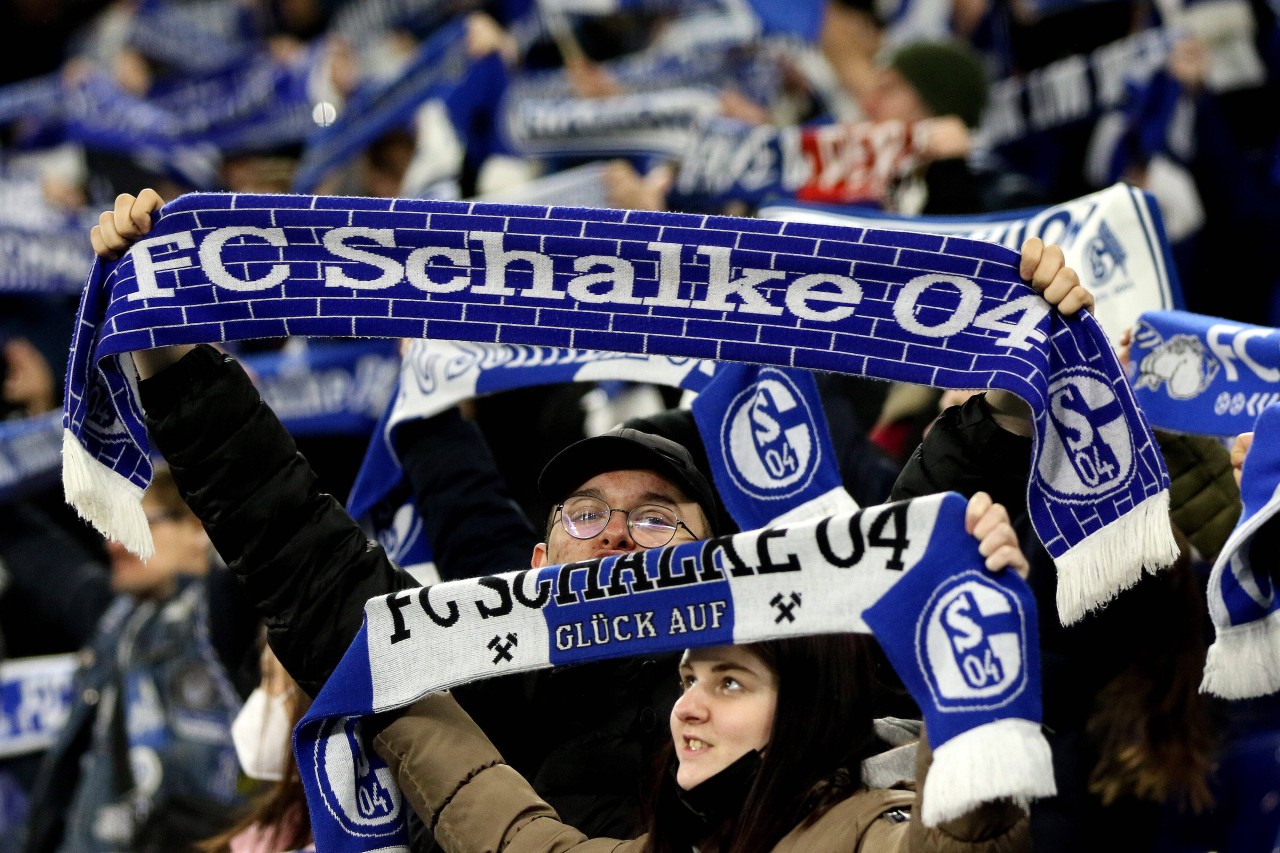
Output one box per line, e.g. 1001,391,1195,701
0,177,98,296
1200,401,1280,699
292,19,507,194
0,653,77,759
244,339,401,438
498,37,781,159
669,117,925,211
978,5,1265,150
759,182,1185,348
61,191,1177,623
0,412,63,504
1129,310,1280,438
296,492,1053,852
978,29,1171,150
691,362,857,529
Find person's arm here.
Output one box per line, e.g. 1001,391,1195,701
0,503,112,648
94,192,413,697
139,345,415,698
892,238,1091,509
373,692,635,853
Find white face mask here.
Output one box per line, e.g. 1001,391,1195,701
231,686,292,782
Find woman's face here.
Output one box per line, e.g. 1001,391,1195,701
670,645,778,790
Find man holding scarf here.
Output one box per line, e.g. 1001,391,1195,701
89,188,1090,845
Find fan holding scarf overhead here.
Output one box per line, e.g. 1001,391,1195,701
73,187,1157,849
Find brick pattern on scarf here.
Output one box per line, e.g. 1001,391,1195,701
61,191,1176,623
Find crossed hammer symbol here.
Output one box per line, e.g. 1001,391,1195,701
488,633,518,664
771,592,802,623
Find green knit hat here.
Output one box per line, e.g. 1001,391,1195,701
888,40,990,128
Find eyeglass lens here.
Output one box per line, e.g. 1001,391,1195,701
560,496,680,547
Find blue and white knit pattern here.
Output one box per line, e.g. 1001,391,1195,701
1130,310,1280,438
61,191,1177,623
297,492,1053,852
1200,401,1280,699
692,362,858,530
759,181,1184,348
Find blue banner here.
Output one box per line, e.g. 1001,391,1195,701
1130,310,1280,437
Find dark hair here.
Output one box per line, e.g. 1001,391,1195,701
644,634,880,853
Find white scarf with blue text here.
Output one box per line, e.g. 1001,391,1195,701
296,492,1054,852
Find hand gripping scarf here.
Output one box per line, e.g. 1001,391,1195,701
295,492,1054,851
61,191,1177,623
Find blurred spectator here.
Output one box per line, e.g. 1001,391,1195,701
21,467,252,853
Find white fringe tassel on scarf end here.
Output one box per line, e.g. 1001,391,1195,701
62,430,155,559
922,718,1056,827
1053,490,1180,625
1200,610,1280,700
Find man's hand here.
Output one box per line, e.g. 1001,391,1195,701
91,189,165,260
985,238,1096,435
1018,236,1093,316
89,189,194,379
965,491,1029,580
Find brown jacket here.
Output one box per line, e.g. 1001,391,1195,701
373,693,1030,853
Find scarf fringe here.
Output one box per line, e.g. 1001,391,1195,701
61,430,154,559
1200,609,1280,699
922,718,1056,827
1054,490,1180,625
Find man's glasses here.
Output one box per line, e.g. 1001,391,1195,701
555,496,694,548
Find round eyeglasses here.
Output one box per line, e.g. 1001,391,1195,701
555,495,695,548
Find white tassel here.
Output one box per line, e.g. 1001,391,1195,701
1054,491,1181,625
921,718,1056,827
1200,611,1280,700
61,430,154,559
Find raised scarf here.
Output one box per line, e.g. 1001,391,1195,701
60,191,1177,622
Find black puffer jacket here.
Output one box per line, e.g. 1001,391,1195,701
140,344,676,839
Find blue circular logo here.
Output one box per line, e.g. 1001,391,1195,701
915,572,1028,712
312,716,404,837
718,369,821,501
1037,367,1135,503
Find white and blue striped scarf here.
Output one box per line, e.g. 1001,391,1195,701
61,191,1177,623
297,492,1054,852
